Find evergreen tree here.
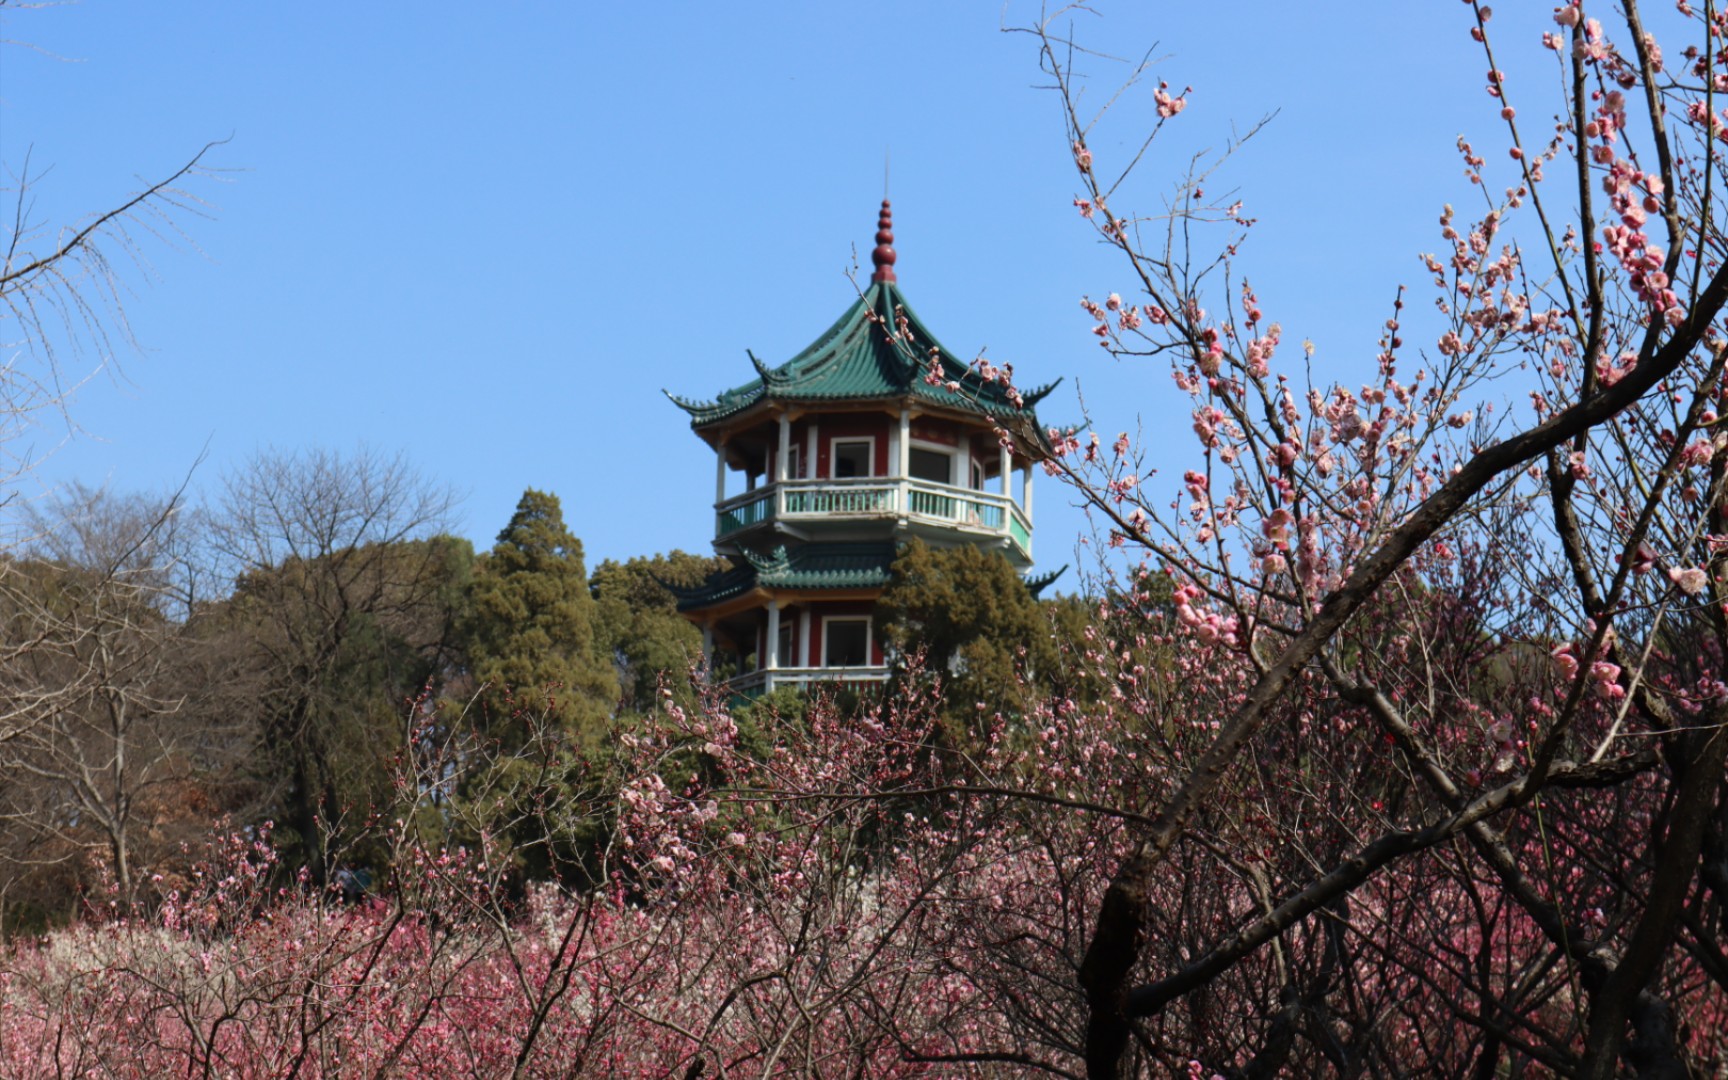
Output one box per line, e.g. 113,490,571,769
874,539,1059,731
463,489,617,748
590,549,728,714
451,490,621,888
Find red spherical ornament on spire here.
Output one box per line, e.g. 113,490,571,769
870,199,897,283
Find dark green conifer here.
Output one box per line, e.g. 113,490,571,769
464,489,617,747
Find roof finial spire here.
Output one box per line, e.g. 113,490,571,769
870,197,897,284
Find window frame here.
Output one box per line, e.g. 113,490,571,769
821,615,873,669
830,436,876,480
908,444,955,486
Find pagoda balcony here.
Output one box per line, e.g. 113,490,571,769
714,477,1032,561
724,664,892,699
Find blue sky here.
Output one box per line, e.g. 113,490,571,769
0,2,1551,578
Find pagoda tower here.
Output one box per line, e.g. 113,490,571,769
665,201,1059,696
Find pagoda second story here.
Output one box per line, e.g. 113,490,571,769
665,201,1058,696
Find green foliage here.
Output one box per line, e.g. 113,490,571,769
462,489,618,749
590,549,728,712
452,490,623,888
875,539,1060,730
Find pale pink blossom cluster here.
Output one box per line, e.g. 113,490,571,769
1594,352,1637,387
1046,426,1082,458
1669,565,1710,595
1551,642,1626,701
1173,583,1241,647
1599,155,1680,318
1154,81,1189,119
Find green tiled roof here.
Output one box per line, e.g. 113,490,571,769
670,543,899,612
1026,564,1068,599
671,543,1064,613
666,281,1059,427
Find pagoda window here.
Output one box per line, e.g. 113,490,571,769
777,618,795,669
823,616,871,667
909,446,953,486
784,445,801,480
833,438,874,479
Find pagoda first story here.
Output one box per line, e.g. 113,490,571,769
665,200,1057,696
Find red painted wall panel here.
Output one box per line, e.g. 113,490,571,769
805,598,884,666
817,416,889,478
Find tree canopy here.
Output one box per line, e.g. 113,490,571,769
875,539,1059,727
462,488,617,749
591,549,728,714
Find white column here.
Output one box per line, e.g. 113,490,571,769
715,444,727,504
999,443,1012,498
776,415,792,517
765,600,781,692
897,409,911,477
808,423,819,479
1024,465,1034,517
956,436,971,491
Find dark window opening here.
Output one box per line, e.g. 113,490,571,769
909,447,952,485
833,440,871,478
824,619,869,667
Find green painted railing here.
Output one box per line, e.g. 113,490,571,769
1009,513,1032,557
783,484,896,515
906,481,1005,530
725,666,891,699
716,491,774,537
907,487,956,520
715,478,1032,556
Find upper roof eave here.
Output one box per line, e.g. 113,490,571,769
673,279,1046,432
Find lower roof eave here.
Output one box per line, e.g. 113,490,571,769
679,585,888,623
677,586,772,622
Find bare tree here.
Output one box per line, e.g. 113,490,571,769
0,486,226,909
0,7,221,925
205,446,465,885
0,132,219,484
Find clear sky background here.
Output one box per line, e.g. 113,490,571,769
0,2,1568,580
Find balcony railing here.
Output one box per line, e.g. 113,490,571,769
714,477,1032,559
782,480,896,516
725,665,891,699
716,489,774,536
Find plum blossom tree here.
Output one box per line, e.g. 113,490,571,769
1014,2,1728,1075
